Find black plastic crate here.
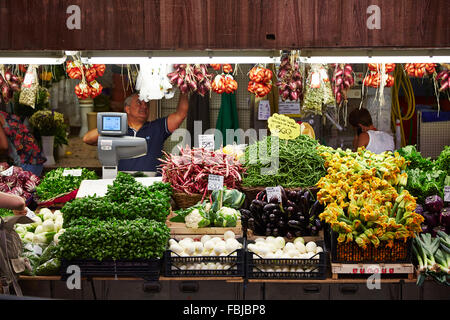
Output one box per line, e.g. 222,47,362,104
60,259,161,280
330,231,413,263
246,240,328,279
164,238,245,277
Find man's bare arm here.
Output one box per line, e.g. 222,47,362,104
83,128,100,146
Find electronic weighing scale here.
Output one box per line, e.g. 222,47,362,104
96,112,147,179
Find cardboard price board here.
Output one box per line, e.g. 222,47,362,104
267,113,300,140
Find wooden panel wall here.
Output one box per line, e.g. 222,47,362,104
0,0,448,50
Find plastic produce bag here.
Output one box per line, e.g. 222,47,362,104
35,258,60,276
39,241,58,265
19,65,39,108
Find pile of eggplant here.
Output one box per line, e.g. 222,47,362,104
240,187,324,238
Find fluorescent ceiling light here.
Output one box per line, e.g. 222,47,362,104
0,51,66,65
80,50,281,65
299,49,450,64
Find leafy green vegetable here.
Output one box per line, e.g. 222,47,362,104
59,218,170,260
435,146,450,176
406,168,446,203
36,167,98,201
61,174,172,225
397,145,434,171
242,135,326,188
0,208,14,217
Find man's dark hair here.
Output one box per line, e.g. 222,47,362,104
349,107,373,127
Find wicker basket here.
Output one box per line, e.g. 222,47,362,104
172,192,204,209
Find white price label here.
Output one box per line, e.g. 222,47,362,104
444,186,450,202
63,169,82,177
208,175,224,191
278,100,301,115
199,135,215,151
266,186,282,203
25,208,36,219
0,166,14,177
258,100,271,120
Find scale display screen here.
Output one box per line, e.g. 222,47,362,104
97,112,127,136
102,116,122,131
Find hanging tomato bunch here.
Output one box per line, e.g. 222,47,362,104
209,64,233,74
66,61,105,99
248,66,273,98
330,63,354,104
364,63,395,88
211,74,238,94
404,63,436,78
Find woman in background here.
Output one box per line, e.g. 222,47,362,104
349,107,395,154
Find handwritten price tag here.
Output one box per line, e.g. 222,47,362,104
63,169,82,177
199,134,215,151
25,208,36,219
266,186,282,203
258,100,271,120
0,166,14,177
208,175,224,191
444,186,450,202
267,113,300,140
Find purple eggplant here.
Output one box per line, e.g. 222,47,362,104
424,195,444,213
422,211,440,228
440,207,450,227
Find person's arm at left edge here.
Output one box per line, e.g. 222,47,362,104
0,192,27,215
167,93,189,133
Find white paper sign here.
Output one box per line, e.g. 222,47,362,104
63,169,82,177
278,100,301,115
266,186,282,203
208,174,224,191
0,166,14,177
25,208,36,219
444,186,450,202
199,134,215,151
258,100,271,120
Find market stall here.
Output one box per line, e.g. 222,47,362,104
0,1,449,302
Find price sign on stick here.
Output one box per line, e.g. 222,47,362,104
199,134,215,151
267,113,300,140
444,186,450,202
208,175,224,191
266,187,282,203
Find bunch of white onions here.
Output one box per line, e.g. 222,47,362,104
169,231,242,271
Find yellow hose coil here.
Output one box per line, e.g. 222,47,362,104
391,65,415,147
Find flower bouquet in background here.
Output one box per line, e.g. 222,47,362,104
29,110,68,165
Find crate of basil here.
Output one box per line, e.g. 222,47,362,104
164,238,245,277
246,240,327,279
58,173,172,280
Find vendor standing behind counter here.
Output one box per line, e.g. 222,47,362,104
83,93,189,174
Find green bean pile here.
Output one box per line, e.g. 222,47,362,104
242,135,326,188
